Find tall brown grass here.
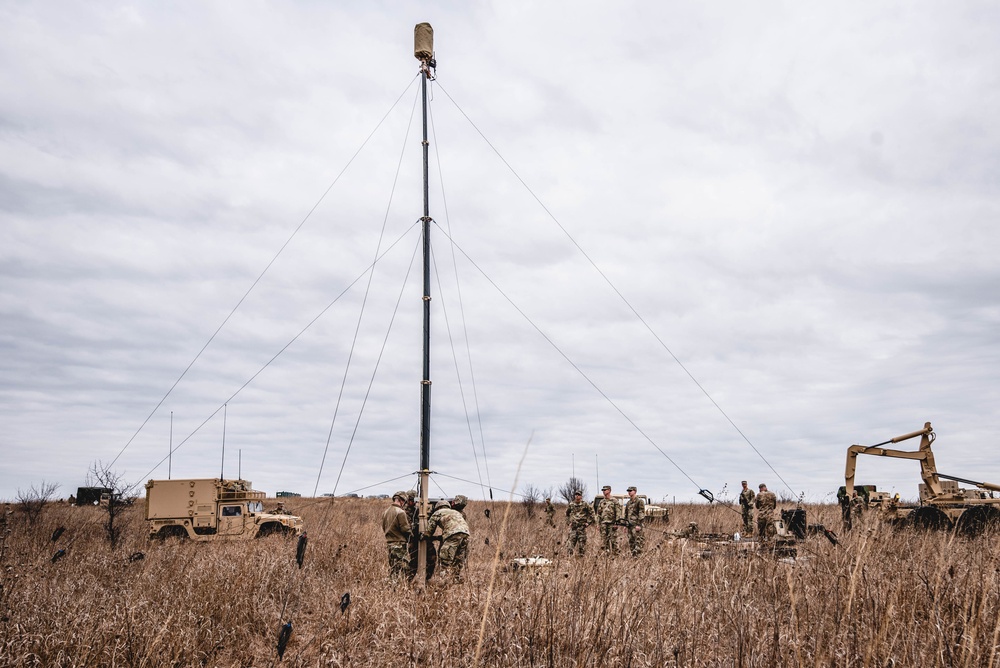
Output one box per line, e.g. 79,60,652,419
2,498,998,666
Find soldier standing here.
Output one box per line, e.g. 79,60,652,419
624,486,645,556
738,481,755,536
837,487,852,532
544,497,556,527
451,494,468,520
850,491,865,522
755,483,777,540
422,499,470,582
382,492,411,581
596,485,623,555
565,490,596,556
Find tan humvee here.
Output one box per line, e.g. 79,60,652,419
145,478,303,541
610,493,670,523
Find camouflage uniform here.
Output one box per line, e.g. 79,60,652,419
851,493,865,521
423,504,470,582
624,490,645,556
596,491,623,555
738,485,756,535
451,495,468,520
755,487,777,540
544,499,556,527
565,498,596,556
382,494,411,581
837,487,852,531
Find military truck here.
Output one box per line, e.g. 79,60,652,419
145,478,303,540
75,486,112,506
844,422,1000,536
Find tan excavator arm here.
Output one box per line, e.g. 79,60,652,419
844,422,939,499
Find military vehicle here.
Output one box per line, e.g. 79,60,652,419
609,493,670,523
844,422,1000,536
145,478,303,540
75,486,112,506
665,507,836,560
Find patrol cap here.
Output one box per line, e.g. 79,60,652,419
758,483,766,489
626,486,636,492
573,490,583,496
601,485,611,491
741,480,747,485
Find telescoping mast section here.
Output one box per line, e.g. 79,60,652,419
414,22,436,588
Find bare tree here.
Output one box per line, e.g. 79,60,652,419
557,476,588,504
87,462,134,549
521,484,541,519
16,481,60,526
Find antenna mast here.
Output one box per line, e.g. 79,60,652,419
414,22,436,589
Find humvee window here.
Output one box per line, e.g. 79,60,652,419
221,505,242,517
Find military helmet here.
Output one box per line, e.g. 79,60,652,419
434,500,451,511
392,491,408,502
451,494,468,510
406,489,417,501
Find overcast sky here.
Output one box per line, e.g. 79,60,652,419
2,2,998,505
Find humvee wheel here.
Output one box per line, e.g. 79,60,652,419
956,506,1000,538
156,525,189,540
257,523,292,538
911,507,953,532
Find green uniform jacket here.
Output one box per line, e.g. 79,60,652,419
597,497,623,525
755,491,777,515
624,496,645,526
566,501,596,529
382,505,411,544
424,507,470,539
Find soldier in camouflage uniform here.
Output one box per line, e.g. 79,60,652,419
422,499,470,582
755,483,777,541
837,486,852,532
544,497,556,527
382,492,411,581
738,480,755,536
565,490,596,556
624,486,645,556
596,485,623,555
850,491,865,522
451,494,468,520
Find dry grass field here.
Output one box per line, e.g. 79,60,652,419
2,496,999,667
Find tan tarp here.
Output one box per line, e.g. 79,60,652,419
414,23,434,61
